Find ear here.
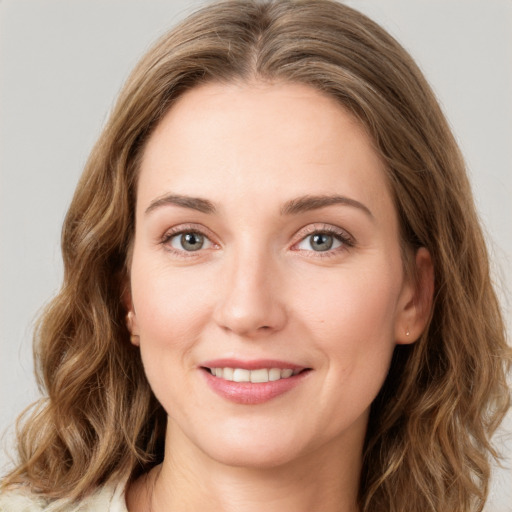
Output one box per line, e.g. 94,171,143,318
395,247,434,345
122,278,140,347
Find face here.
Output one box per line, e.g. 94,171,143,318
127,81,425,469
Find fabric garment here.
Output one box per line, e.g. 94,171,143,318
0,482,127,512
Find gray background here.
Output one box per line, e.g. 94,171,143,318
1,0,511,509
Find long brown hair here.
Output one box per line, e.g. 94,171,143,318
2,1,510,511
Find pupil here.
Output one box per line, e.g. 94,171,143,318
181,233,204,251
312,233,333,251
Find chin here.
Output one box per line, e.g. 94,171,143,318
186,420,310,470
207,438,303,470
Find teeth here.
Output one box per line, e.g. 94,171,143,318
209,367,299,383
250,369,268,383
269,368,281,381
232,369,250,382
222,367,234,381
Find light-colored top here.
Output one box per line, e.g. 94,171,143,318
0,482,128,512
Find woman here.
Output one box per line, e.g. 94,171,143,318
1,1,510,511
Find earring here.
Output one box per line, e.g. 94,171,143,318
406,329,410,337
126,311,134,329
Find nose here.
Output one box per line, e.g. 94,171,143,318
213,248,287,338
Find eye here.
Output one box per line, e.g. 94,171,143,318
292,224,354,255
168,231,213,252
296,232,343,252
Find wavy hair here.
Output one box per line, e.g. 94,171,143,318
2,1,510,511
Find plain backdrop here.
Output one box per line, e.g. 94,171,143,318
1,0,511,509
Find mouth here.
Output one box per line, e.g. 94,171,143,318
198,358,313,405
202,366,306,383
199,359,312,404
199,360,312,405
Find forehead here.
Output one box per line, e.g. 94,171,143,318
137,81,394,219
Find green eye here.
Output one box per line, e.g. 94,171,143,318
297,232,343,252
171,232,208,251
310,233,334,251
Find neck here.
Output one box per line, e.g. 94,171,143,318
127,417,364,512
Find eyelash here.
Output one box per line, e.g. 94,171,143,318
291,224,355,258
160,223,355,258
160,224,217,257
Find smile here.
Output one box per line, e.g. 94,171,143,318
200,360,311,404
206,367,301,383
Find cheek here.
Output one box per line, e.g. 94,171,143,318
298,271,401,438
131,258,211,337
297,265,400,343
295,266,401,392
130,261,213,384
131,270,214,416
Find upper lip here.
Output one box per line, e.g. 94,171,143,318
200,358,309,371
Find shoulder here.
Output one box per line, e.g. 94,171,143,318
0,482,128,512
0,488,46,512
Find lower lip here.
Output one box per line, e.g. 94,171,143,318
202,369,310,405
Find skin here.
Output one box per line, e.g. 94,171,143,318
125,81,433,512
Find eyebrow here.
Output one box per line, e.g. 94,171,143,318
145,194,216,215
144,192,373,219
281,194,374,218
